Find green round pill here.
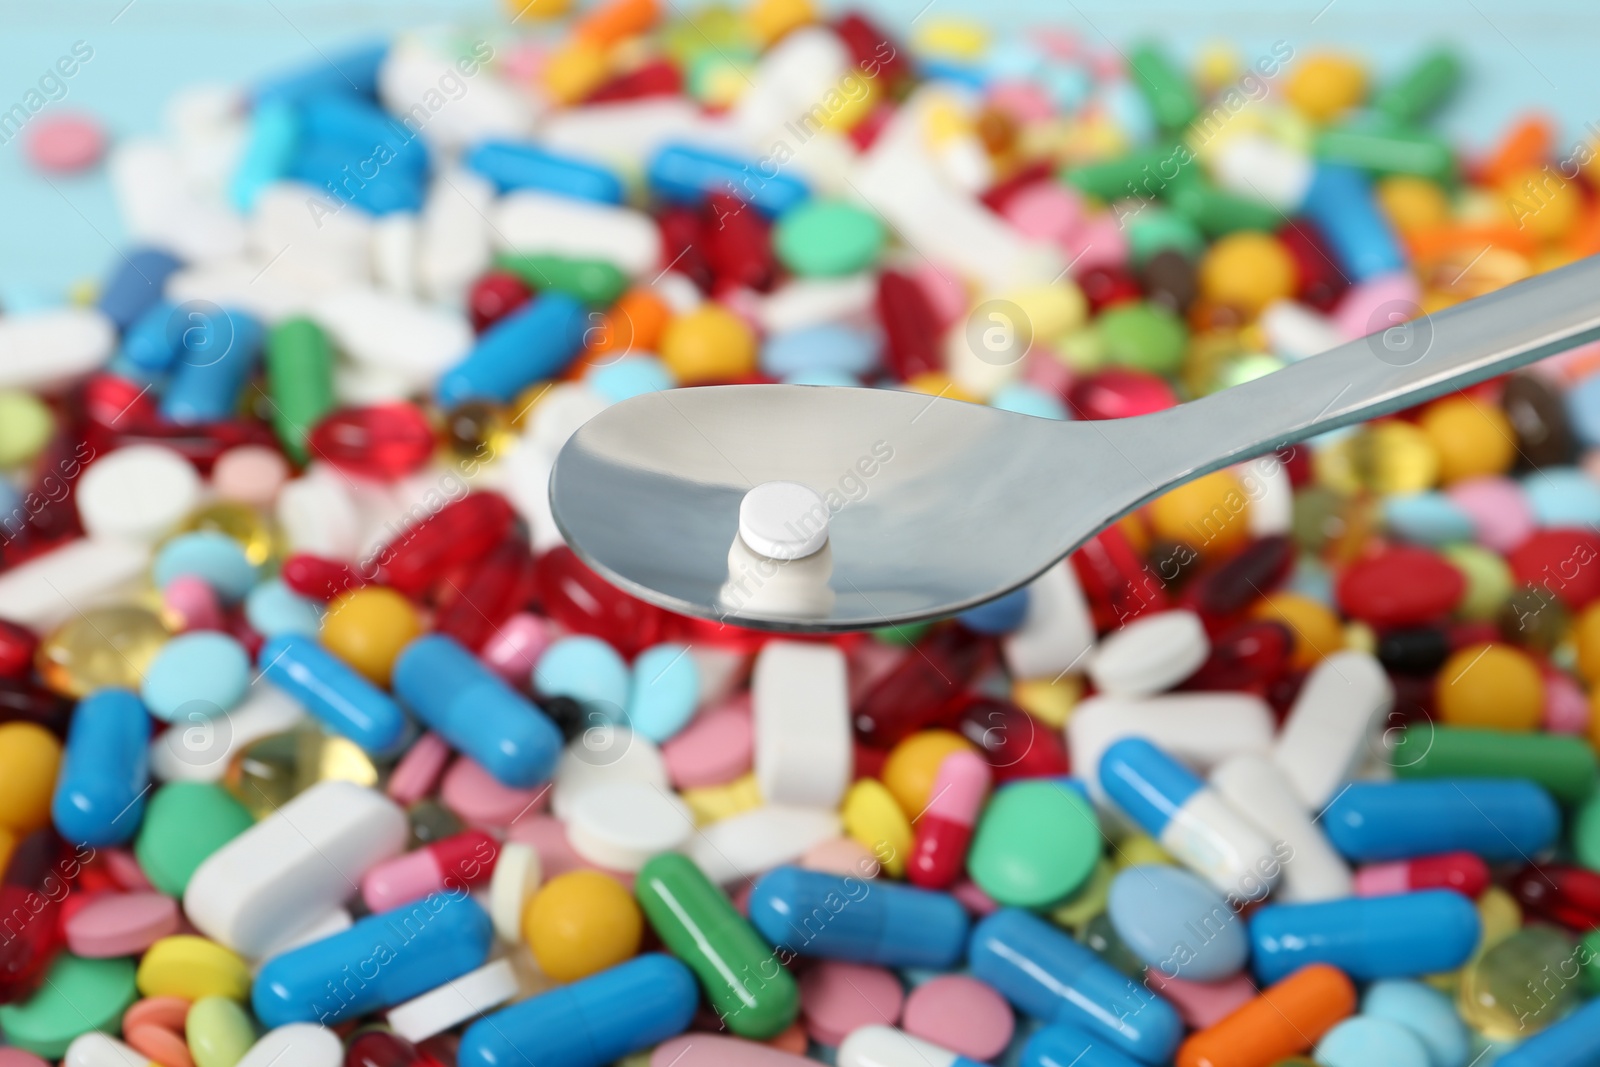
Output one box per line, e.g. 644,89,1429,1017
0,389,55,468
968,780,1101,907
1126,208,1204,266
0,954,136,1057
187,995,258,1067
134,781,255,897
774,200,887,278
1096,301,1188,376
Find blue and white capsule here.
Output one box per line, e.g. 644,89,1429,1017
1320,779,1559,863
259,633,409,755
1098,737,1278,895
747,866,968,969
1249,889,1481,984
51,689,150,847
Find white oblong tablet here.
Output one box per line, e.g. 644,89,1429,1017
1087,609,1209,697
183,780,407,957
77,444,202,544
1068,692,1275,801
1210,754,1352,903
752,641,852,808
494,190,662,277
1273,649,1393,810
0,306,116,391
236,1025,342,1067
0,538,150,628
488,841,541,943
253,907,352,968
387,957,519,1043
550,728,668,821
566,779,694,872
739,481,829,561
688,804,841,886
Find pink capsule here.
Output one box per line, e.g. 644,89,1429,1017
361,830,500,913
907,750,991,889
387,732,453,807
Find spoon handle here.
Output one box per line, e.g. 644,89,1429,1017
1137,253,1600,483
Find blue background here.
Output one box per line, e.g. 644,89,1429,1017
1,0,1596,298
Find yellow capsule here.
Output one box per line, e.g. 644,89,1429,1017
544,40,611,104
1457,924,1577,1039
1476,885,1524,957
1048,857,1114,931
37,604,168,698
1198,232,1297,315
881,730,975,817
1315,421,1440,495
225,726,378,818
1377,175,1452,235
660,305,758,384
1417,396,1516,484
1005,282,1088,342
745,0,814,45
509,382,555,430
1148,470,1253,559
1435,642,1543,731
523,870,642,982
177,501,280,567
1285,52,1367,122
0,722,62,834
680,772,764,825
442,400,516,465
1012,675,1084,730
912,17,989,61
137,936,251,1000
1251,592,1344,670
841,779,912,878
320,587,423,687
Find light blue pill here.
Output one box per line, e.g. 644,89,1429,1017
153,531,259,602
1362,980,1470,1067
141,632,251,722
230,98,299,212
983,39,1046,82
1107,865,1248,982
1315,1017,1432,1067
1524,467,1600,527
245,579,323,638
627,643,700,743
588,356,674,402
991,383,1069,421
536,636,629,720
1102,80,1155,145
1567,373,1600,447
958,588,1029,634
761,324,881,379
784,368,859,387
1042,63,1093,111
1383,492,1475,547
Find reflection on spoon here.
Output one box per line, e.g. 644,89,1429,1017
720,534,835,621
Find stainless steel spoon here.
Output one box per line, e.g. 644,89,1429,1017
551,254,1600,633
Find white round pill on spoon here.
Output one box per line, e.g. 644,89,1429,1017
738,481,828,560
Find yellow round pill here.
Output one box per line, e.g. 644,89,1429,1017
320,587,423,686
1198,232,1297,315
841,779,912,878
659,305,758,384
1435,643,1543,731
1577,604,1600,684
1148,470,1252,558
1417,396,1516,483
1114,833,1175,869
1250,592,1345,670
1377,176,1451,235
1011,676,1083,729
0,722,63,834
136,936,251,1001
1286,52,1367,122
881,730,975,817
523,870,642,982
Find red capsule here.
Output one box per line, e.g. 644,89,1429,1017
657,206,715,293
1071,525,1169,631
362,829,500,913
1336,545,1465,627
1077,264,1143,313
308,403,436,482
468,271,533,334
77,373,157,431
1510,864,1600,930
1353,851,1491,899
705,192,776,293
876,270,943,381
955,697,1068,782
1506,528,1600,612
534,545,668,657
978,162,1056,214
0,621,38,680
907,750,990,889
1183,620,1293,694
345,1031,447,1067
1066,368,1177,421
434,535,540,651
281,553,369,602
833,13,911,94
852,627,994,747
1183,535,1295,626
377,493,517,598
0,679,73,734
0,833,84,1004
586,58,683,103
1279,220,1348,313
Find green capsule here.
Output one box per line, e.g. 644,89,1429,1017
1168,181,1281,236
264,317,335,466
1374,48,1463,127
1129,42,1198,131
1061,145,1199,203
635,852,799,1039
1391,725,1599,805
494,253,629,307
1315,122,1457,184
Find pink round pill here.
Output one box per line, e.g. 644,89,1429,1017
479,612,552,683
1001,182,1083,245
1333,271,1422,340
1447,476,1532,553
1144,969,1258,1029
1543,666,1590,734
65,891,180,958
661,700,753,788
986,81,1055,124
212,445,290,506
27,113,106,173
388,731,453,806
441,756,549,827
164,574,225,632
799,837,880,877
902,975,1014,1060
0,1050,51,1067
1063,213,1129,273
799,961,904,1046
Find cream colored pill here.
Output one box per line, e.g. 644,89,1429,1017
739,481,829,560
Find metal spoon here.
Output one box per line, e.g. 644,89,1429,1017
551,255,1600,633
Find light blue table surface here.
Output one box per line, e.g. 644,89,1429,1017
1,0,1596,297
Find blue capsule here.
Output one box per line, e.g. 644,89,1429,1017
50,689,150,847
648,143,810,217
1249,890,1481,984
1022,1024,1149,1067
437,292,589,406
254,41,388,106
969,908,1182,1064
466,140,625,202
297,93,428,178
1320,780,1559,862
230,99,299,212
252,892,492,1028
459,953,698,1067
259,634,409,755
159,306,264,425
1495,993,1600,1067
747,866,969,969
1300,164,1405,281
392,634,564,787
98,248,184,331
121,300,181,372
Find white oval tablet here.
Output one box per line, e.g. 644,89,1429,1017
0,538,150,628
688,804,841,885
1087,609,1209,697
64,1033,150,1067
1272,649,1393,810
1068,692,1275,801
550,728,668,820
235,1025,343,1067
739,481,829,560
567,779,694,872
387,958,519,1043
488,841,541,944
0,306,116,391
77,444,202,543
752,640,852,808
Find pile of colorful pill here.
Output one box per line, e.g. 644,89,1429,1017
5,1,1600,1065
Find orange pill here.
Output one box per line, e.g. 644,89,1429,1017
126,1023,195,1067
1177,963,1357,1067
575,0,658,45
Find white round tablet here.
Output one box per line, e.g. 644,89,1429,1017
1087,609,1210,697
739,481,829,560
487,841,541,944
565,779,694,871
76,444,202,543
386,958,518,1043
